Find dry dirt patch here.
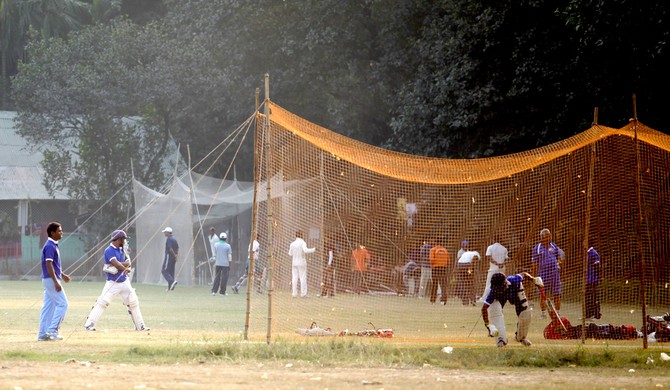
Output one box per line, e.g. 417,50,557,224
2,361,670,389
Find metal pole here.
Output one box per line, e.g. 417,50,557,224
243,87,261,340
263,74,275,344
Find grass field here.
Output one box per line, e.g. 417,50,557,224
2,280,670,389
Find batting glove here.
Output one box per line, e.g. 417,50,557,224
534,276,544,287
486,324,499,337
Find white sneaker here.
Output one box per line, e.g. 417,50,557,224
84,324,96,331
520,338,532,346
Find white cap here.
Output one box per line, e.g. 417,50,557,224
220,232,227,240
162,227,173,233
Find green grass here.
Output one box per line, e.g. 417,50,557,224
2,280,670,373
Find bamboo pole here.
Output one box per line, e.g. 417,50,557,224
264,74,275,344
243,87,261,340
632,94,648,348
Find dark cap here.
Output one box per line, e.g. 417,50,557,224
111,229,127,241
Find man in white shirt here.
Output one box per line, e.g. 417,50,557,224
288,231,316,298
480,239,508,302
455,249,480,305
208,227,220,260
457,240,470,261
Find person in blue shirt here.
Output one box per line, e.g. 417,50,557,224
212,232,233,296
38,222,70,341
531,228,564,319
481,271,543,347
585,247,602,321
161,226,179,291
84,229,149,331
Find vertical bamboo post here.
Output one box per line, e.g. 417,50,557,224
263,74,275,344
632,93,648,348
243,87,261,340
580,142,596,343
592,107,599,126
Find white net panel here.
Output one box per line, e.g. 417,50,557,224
132,172,254,287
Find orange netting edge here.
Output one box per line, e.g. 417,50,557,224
268,101,668,184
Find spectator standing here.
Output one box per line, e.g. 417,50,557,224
585,247,602,321
38,222,70,341
457,240,470,260
232,236,259,294
429,238,451,305
531,228,564,318
161,227,179,291
455,249,480,305
212,232,233,296
289,231,316,297
418,239,432,298
481,239,508,302
351,244,370,294
401,255,420,296
208,227,220,260
320,243,336,297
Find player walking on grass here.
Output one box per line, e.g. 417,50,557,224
481,272,543,347
38,222,70,341
161,226,179,291
84,230,149,332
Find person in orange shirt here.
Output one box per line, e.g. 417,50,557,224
352,244,370,294
429,238,451,304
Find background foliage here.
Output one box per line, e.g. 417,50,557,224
3,0,669,231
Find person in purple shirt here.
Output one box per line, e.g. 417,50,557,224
84,229,149,331
38,222,70,341
531,228,564,319
585,247,602,321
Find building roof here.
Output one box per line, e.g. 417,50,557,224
0,111,70,200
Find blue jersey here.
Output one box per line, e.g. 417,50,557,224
165,235,179,261
587,247,600,284
484,274,529,315
41,238,61,279
531,242,562,277
214,241,232,267
104,244,127,282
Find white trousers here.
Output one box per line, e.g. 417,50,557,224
418,267,432,298
487,300,507,345
85,279,144,329
292,264,307,297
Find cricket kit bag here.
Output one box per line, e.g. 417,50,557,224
647,314,670,342
544,318,637,340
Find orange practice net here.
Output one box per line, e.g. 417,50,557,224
246,101,670,344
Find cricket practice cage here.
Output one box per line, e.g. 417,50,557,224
246,100,670,345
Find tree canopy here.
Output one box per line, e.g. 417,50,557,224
9,0,670,231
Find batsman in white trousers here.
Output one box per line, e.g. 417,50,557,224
481,272,542,347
